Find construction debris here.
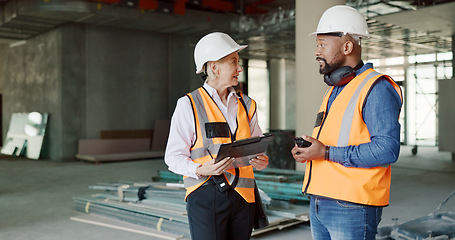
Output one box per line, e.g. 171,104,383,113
72,168,310,238
157,168,309,202
377,190,455,239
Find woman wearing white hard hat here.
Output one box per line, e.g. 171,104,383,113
165,32,269,240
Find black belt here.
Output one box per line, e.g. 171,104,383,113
202,168,240,190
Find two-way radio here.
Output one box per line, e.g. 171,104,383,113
279,130,312,148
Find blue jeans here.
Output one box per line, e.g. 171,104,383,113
310,196,383,240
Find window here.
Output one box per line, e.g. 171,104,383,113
368,52,453,146
245,59,270,132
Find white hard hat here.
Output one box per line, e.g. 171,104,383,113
311,5,370,38
194,32,247,74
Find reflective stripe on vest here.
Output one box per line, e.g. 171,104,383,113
338,71,380,146
183,87,256,203
238,92,256,121
303,68,403,206
183,170,256,189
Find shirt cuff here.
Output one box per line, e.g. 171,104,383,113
188,162,201,179
327,146,344,165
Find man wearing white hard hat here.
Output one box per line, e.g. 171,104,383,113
165,32,269,240
291,5,403,239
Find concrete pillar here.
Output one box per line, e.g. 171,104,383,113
269,58,286,130
295,0,345,170
269,58,297,131
437,34,455,160
285,60,296,130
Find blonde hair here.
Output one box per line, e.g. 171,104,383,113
204,61,216,81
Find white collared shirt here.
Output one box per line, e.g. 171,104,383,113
164,82,263,178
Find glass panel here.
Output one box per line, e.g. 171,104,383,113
385,56,404,65
437,52,453,61
409,53,436,63
407,64,437,146
371,52,452,147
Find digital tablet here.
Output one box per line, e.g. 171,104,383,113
215,134,274,170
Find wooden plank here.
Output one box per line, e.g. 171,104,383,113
70,214,185,240
76,151,164,163
77,138,151,155
100,129,154,139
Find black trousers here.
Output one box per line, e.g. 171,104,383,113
186,181,255,240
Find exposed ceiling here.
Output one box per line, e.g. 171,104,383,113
354,0,455,60
0,0,454,61
234,0,455,60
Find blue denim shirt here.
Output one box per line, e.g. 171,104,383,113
327,62,402,168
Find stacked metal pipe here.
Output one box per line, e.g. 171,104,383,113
72,168,310,238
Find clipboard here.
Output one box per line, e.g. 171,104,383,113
215,134,274,170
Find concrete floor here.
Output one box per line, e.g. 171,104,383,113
0,145,454,240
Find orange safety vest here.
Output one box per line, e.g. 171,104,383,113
302,68,402,206
183,87,257,203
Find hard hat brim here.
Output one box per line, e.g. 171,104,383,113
309,31,370,38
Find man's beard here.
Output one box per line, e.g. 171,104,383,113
317,55,344,75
